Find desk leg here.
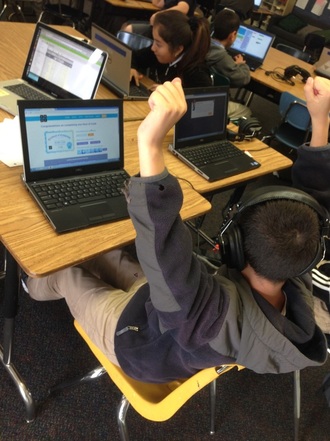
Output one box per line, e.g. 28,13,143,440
0,250,36,423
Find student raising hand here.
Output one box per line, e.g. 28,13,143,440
137,78,187,177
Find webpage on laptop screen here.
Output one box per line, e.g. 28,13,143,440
232,27,271,59
24,106,120,172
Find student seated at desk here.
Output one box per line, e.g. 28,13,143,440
122,0,197,39
207,9,251,119
130,10,212,89
24,76,330,382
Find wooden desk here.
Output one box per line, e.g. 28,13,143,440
249,47,315,102
124,121,293,196
0,22,150,122
0,22,209,424
91,0,158,35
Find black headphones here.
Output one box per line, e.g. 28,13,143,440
284,65,311,84
227,117,263,141
219,185,330,274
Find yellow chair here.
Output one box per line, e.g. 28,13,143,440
50,320,301,440
71,320,244,440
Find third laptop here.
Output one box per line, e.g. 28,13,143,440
91,23,151,100
0,22,108,116
168,86,260,182
229,24,274,71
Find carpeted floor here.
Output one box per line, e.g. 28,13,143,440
1,92,329,441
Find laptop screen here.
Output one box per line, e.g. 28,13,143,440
174,87,229,148
23,23,108,99
91,23,132,95
231,24,274,62
19,99,124,181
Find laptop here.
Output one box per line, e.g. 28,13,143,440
253,0,262,9
91,23,150,100
168,87,260,182
229,24,274,71
18,98,130,233
0,22,108,116
314,46,330,80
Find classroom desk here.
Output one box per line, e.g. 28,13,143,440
248,47,315,103
0,21,210,420
125,121,293,196
0,21,150,122
0,21,292,421
90,0,158,35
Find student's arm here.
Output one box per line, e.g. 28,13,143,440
137,78,187,176
304,76,330,147
291,76,330,212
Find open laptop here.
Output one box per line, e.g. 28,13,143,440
314,46,330,80
0,22,108,116
253,0,262,9
18,98,130,233
91,23,150,100
229,24,274,71
168,87,260,182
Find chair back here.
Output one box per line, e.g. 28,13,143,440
116,31,153,51
276,43,311,63
210,69,230,86
279,92,311,131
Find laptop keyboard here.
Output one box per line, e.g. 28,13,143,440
129,83,149,97
4,84,49,100
181,140,244,167
32,170,129,211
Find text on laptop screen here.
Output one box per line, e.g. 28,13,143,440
24,105,121,172
231,25,273,61
26,26,106,99
175,89,228,144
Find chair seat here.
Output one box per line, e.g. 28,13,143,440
74,320,244,422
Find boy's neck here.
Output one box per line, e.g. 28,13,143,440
241,264,285,311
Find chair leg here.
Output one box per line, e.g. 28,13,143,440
293,370,301,441
117,395,131,441
209,379,217,435
48,366,106,395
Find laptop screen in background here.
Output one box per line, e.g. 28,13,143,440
175,88,228,147
91,24,132,94
231,25,273,61
24,24,107,99
23,104,122,172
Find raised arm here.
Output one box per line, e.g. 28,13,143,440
137,78,187,176
304,76,330,147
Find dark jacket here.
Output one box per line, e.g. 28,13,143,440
114,144,329,382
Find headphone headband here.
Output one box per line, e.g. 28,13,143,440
219,185,330,274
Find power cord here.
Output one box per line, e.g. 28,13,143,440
263,67,295,86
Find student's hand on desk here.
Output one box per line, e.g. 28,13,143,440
130,68,144,86
137,78,187,177
233,54,246,64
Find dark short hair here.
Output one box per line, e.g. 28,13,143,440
239,199,320,282
212,9,240,41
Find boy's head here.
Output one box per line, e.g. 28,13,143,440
212,9,240,45
220,187,328,283
239,199,321,282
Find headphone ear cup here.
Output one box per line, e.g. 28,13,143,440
221,225,245,271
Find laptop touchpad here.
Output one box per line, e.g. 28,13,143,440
81,202,115,221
